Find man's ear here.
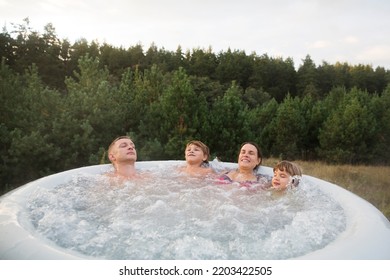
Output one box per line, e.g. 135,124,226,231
108,153,116,162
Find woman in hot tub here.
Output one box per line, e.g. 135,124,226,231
217,142,271,189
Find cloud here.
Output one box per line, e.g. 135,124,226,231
344,36,359,44
357,45,390,61
0,0,11,8
307,40,332,49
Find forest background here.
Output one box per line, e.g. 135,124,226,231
1,20,390,215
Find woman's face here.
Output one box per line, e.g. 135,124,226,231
238,143,261,170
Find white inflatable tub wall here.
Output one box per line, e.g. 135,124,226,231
1,161,390,259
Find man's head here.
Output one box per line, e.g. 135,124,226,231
108,136,137,169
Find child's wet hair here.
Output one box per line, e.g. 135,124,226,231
273,160,302,177
186,140,210,163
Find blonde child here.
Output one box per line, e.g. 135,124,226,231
180,140,214,176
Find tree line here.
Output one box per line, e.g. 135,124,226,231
1,19,390,194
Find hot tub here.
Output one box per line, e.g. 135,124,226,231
1,161,390,259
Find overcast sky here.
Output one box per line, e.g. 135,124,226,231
1,0,390,69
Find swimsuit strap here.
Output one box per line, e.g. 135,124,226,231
218,173,233,183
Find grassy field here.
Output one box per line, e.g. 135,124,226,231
263,158,390,221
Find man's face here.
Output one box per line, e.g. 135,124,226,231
110,138,137,164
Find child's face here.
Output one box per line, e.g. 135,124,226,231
272,169,292,190
185,144,207,164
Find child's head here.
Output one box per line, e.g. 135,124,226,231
272,161,302,190
185,140,210,165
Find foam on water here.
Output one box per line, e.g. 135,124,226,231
25,163,346,259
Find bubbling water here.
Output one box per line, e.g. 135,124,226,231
25,163,346,259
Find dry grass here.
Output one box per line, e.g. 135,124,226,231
263,158,390,221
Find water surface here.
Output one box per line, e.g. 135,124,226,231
26,164,346,259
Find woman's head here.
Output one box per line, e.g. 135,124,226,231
238,142,262,171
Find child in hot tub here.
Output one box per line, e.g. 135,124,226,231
271,160,302,191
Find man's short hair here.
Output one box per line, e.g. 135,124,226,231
108,136,132,160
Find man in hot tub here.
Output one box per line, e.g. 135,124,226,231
107,136,143,180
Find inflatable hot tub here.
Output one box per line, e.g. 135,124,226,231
1,161,390,259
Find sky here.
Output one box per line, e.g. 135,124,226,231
1,0,390,69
